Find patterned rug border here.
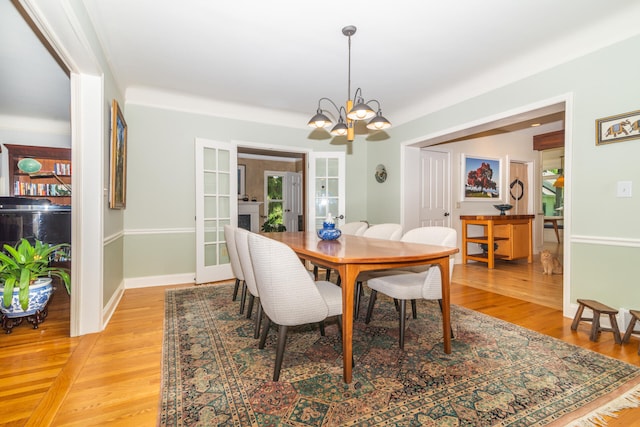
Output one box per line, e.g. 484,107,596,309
159,283,640,426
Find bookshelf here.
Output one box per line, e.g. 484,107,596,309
3,144,71,206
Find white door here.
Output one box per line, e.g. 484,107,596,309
264,171,302,232
419,149,451,227
284,172,302,231
195,138,237,284
308,152,346,230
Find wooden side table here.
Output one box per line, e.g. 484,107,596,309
460,214,534,269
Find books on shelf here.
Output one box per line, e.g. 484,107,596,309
14,181,70,197
53,162,71,175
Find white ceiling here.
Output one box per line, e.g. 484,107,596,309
3,0,640,128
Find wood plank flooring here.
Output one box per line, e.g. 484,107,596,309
2,253,640,426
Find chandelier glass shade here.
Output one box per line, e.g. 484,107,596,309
307,26,391,141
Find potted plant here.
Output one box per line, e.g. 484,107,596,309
261,215,287,232
0,238,70,322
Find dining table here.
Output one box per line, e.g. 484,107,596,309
262,231,459,383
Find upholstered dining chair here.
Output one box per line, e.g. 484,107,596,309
234,228,263,338
223,225,247,314
353,223,403,317
364,226,457,349
314,221,369,282
248,232,343,381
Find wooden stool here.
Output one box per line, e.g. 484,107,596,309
622,309,640,355
571,299,622,344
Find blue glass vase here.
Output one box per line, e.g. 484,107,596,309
317,222,342,241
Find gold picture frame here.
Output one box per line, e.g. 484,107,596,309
596,110,640,145
109,99,128,209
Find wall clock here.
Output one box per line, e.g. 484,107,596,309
375,164,387,183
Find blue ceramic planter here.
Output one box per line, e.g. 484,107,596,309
0,278,53,318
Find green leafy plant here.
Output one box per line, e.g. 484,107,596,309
261,215,287,232
261,205,287,232
0,239,71,311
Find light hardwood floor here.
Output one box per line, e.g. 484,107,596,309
2,252,640,426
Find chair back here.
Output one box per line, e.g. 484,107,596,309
362,223,403,241
401,226,456,245
234,228,258,298
340,221,368,236
401,226,456,299
248,233,329,326
223,225,244,281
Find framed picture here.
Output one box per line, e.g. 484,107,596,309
596,110,640,145
237,164,246,198
109,99,127,209
461,154,502,201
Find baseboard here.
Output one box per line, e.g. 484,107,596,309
102,281,124,328
124,273,195,289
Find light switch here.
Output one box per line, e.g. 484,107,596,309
617,181,632,198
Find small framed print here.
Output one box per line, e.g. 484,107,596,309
596,110,640,145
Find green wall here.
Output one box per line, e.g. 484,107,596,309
365,34,640,309
123,105,368,279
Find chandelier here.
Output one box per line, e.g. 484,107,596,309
307,25,391,142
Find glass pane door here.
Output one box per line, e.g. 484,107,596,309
195,138,236,283
309,152,345,231
264,172,285,231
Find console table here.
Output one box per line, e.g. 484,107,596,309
460,214,534,269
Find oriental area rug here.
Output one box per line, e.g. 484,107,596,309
160,283,640,426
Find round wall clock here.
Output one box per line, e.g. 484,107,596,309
375,164,387,183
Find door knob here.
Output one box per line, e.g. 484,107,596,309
335,214,345,220
444,212,450,217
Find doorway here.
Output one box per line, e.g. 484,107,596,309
401,97,571,315
264,171,303,232
237,148,305,233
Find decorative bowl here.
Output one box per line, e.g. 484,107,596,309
493,204,513,215
17,158,42,174
317,222,342,241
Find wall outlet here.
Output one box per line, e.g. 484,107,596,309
617,181,632,198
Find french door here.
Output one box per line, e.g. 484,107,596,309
195,138,237,284
309,152,346,230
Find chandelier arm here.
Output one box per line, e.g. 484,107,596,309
317,97,343,117
366,99,382,112
353,87,363,103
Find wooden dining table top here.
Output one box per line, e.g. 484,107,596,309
262,231,459,267
262,231,459,383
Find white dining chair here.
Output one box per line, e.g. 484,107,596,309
234,228,263,338
354,223,403,316
248,232,343,381
364,226,457,349
223,225,247,314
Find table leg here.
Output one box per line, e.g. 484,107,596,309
487,221,495,269
552,220,560,243
461,220,468,264
437,256,452,354
337,264,357,383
